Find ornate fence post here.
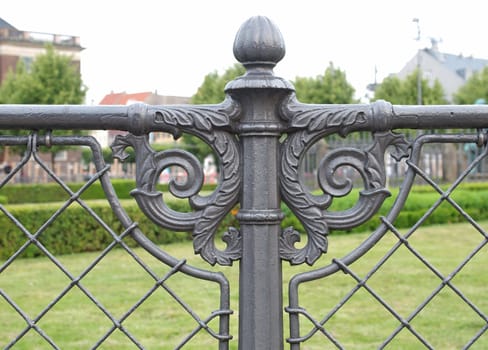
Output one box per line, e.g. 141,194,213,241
225,16,294,349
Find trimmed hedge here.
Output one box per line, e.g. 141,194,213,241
323,185,488,234
0,179,217,204
0,200,237,259
1,182,488,259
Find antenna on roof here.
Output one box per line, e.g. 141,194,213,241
412,18,420,42
429,37,443,50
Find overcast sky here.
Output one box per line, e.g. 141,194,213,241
2,0,487,104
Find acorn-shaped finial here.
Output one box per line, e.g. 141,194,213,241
226,16,293,91
233,16,285,71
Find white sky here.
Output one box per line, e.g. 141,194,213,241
2,0,487,105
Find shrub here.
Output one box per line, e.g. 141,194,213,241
2,181,488,259
326,185,488,235
0,201,190,259
0,180,217,204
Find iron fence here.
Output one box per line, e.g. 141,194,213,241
1,15,488,349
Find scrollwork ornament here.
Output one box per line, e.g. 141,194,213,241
279,126,410,265
112,102,242,266
320,131,409,228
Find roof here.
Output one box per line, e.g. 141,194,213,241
98,92,152,105
99,91,191,105
0,17,18,31
424,47,488,80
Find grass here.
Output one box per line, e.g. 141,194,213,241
1,221,488,349
293,221,488,349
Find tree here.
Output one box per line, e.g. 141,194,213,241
0,44,86,104
188,62,359,158
374,70,454,181
371,75,403,104
183,63,245,161
191,61,356,106
453,66,488,104
293,62,356,104
192,63,245,104
0,61,35,104
373,69,447,105
0,44,87,168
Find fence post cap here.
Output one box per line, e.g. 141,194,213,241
227,16,294,91
233,15,285,69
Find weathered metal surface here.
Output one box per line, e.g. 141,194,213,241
1,15,488,350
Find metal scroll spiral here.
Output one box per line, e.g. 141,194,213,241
112,102,241,266
279,101,410,265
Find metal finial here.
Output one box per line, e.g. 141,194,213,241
227,16,292,91
233,16,285,71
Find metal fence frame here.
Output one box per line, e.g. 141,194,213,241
1,15,488,349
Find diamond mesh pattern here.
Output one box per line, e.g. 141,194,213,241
0,134,232,349
287,133,488,349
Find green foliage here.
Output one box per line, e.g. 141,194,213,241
281,182,488,235
373,69,447,105
2,223,488,348
191,63,245,104
333,185,488,234
0,201,192,259
372,74,403,104
187,61,357,159
30,45,86,104
0,44,88,165
0,44,86,104
179,133,215,162
3,181,488,259
0,61,33,158
0,61,32,104
0,179,217,204
453,66,488,104
293,62,357,104
81,146,115,165
183,63,245,161
192,61,356,105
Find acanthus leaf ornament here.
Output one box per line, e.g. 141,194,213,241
283,95,369,137
279,95,410,265
112,101,242,266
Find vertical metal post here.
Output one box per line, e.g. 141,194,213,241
226,16,294,349
237,94,283,349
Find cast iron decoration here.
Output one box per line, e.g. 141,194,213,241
110,16,410,268
111,99,242,266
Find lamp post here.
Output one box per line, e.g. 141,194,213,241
413,18,422,105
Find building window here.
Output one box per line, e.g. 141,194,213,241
21,56,33,72
55,150,68,162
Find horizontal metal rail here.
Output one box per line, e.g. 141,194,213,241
1,101,488,134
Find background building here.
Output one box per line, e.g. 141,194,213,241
98,91,190,147
0,17,83,84
97,91,197,181
0,17,84,182
397,39,488,103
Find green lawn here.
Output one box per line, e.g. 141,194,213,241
1,221,488,349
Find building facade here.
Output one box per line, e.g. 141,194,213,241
397,39,488,103
98,91,191,147
0,17,83,84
